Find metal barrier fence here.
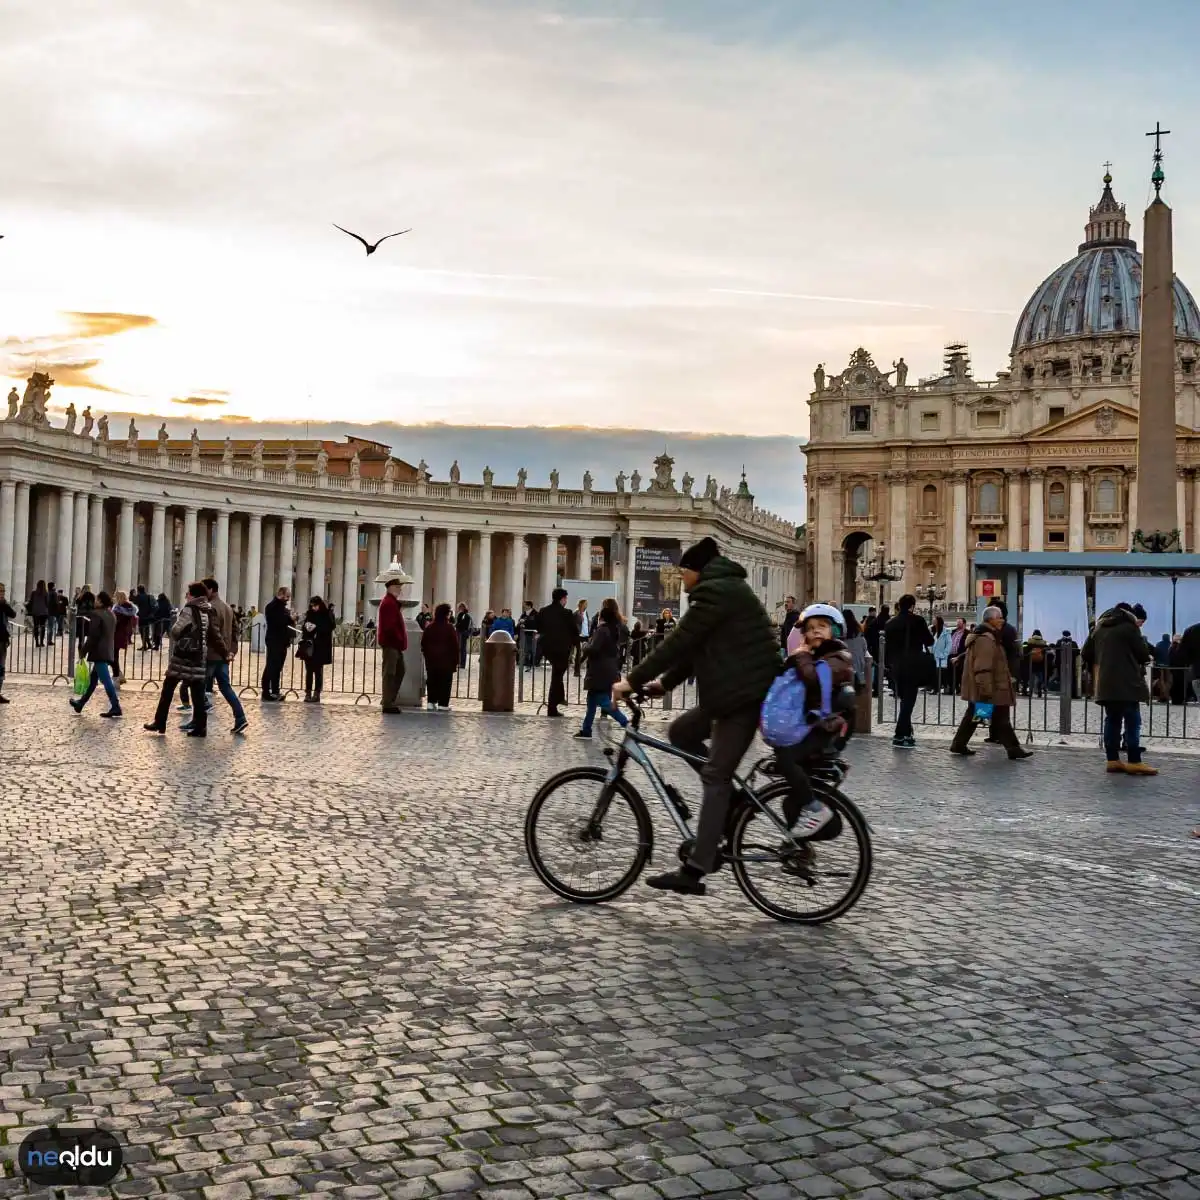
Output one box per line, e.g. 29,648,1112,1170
874,632,1200,742
4,612,698,712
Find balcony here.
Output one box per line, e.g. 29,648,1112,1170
844,513,874,527
970,511,1006,527
1087,509,1124,526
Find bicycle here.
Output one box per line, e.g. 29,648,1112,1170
524,693,873,924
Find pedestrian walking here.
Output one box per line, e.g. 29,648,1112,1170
573,600,591,676
69,591,122,718
377,576,408,713
134,586,155,649
153,592,172,649
29,580,50,646
574,598,630,739
931,615,951,693
949,605,1032,760
455,603,473,670
298,595,334,703
261,587,294,701
1081,601,1157,775
1023,629,1049,698
0,582,15,703
537,587,579,717
198,579,248,733
145,581,225,736
111,590,137,684
421,603,459,711
883,594,933,748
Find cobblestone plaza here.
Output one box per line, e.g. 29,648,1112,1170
2,686,1199,1199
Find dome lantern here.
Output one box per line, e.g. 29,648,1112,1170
1080,166,1134,251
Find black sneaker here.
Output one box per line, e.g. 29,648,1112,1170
69,698,83,714
0,694,9,704
949,745,976,756
573,730,591,739
646,868,706,896
100,711,122,719
231,719,248,735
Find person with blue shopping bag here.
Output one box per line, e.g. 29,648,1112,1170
949,605,1031,760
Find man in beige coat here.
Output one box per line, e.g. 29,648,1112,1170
949,606,1032,760
200,577,248,734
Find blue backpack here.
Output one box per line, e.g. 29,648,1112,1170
760,659,836,748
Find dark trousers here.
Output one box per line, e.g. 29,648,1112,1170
427,668,454,707
668,704,761,874
1103,702,1143,763
33,616,47,646
381,646,405,709
951,702,1020,755
893,677,920,739
304,662,325,697
261,643,287,697
547,654,570,714
153,676,207,733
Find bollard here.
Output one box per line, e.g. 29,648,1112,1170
856,653,873,734
481,630,516,712
1057,640,1074,736
876,633,886,725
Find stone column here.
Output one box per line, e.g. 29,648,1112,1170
1027,469,1044,552
278,517,295,593
181,507,198,587
147,503,166,595
33,490,55,584
56,489,75,595
1136,192,1180,544
543,534,559,601
72,491,89,591
410,526,426,607
245,513,263,613
442,529,459,609
261,521,278,605
1128,475,1138,547
87,495,105,590
342,522,360,622
1177,470,1189,552
116,499,135,591
1068,471,1086,553
1006,469,1023,551
294,523,312,605
311,520,327,598
372,526,390,598
228,517,244,607
512,533,528,610
813,474,836,602
330,527,345,611
476,531,492,618
10,483,30,613
1193,473,1200,557
949,473,969,605
215,511,231,590
886,471,908,596
0,481,15,595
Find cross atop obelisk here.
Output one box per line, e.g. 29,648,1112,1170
1134,123,1182,552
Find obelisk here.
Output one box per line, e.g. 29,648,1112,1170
1134,122,1181,552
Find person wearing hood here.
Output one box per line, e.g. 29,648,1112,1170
613,537,780,896
145,581,225,736
1022,629,1049,699
949,606,1032,760
1081,601,1156,775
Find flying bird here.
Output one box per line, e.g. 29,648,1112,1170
332,224,411,255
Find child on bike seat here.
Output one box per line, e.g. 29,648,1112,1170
766,603,856,837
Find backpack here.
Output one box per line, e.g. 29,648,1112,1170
1030,644,1045,665
760,658,842,748
173,608,204,661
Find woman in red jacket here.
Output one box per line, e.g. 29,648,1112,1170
421,603,460,711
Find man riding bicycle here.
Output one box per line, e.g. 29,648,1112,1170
612,536,780,895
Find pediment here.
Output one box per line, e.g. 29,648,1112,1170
1027,399,1188,440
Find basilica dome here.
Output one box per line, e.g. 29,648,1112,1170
1011,172,1200,354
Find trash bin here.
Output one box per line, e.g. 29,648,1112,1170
482,629,516,712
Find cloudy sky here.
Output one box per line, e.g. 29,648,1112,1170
3,0,1199,520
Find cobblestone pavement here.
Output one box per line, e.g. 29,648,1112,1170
1,683,1199,1199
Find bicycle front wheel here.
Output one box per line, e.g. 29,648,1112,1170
524,766,653,903
729,781,872,924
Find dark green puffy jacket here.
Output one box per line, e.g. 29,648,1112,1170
628,556,780,715
1081,607,1152,704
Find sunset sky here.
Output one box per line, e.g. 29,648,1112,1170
2,0,1199,448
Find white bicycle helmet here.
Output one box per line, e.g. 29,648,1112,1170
799,603,845,638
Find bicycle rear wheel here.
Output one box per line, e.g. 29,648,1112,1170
729,781,872,924
524,766,653,903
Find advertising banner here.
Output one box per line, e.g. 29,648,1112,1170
634,545,682,618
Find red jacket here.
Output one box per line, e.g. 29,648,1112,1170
421,620,460,672
377,593,409,650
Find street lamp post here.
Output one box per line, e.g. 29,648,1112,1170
857,542,905,611
914,569,947,617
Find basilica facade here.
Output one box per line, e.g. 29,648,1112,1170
803,171,1200,607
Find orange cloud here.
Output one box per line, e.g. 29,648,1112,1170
65,312,157,338
38,359,125,393
172,394,228,407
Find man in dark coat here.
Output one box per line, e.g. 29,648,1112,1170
614,537,780,896
134,586,155,649
1082,601,1155,774
69,591,122,718
261,587,294,701
779,595,800,650
882,594,933,747
536,588,578,716
454,604,473,670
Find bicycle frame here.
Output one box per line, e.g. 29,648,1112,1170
596,699,796,858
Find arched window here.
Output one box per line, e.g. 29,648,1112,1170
850,485,870,517
922,484,938,516
1048,481,1067,518
979,480,1001,514
1096,478,1118,513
